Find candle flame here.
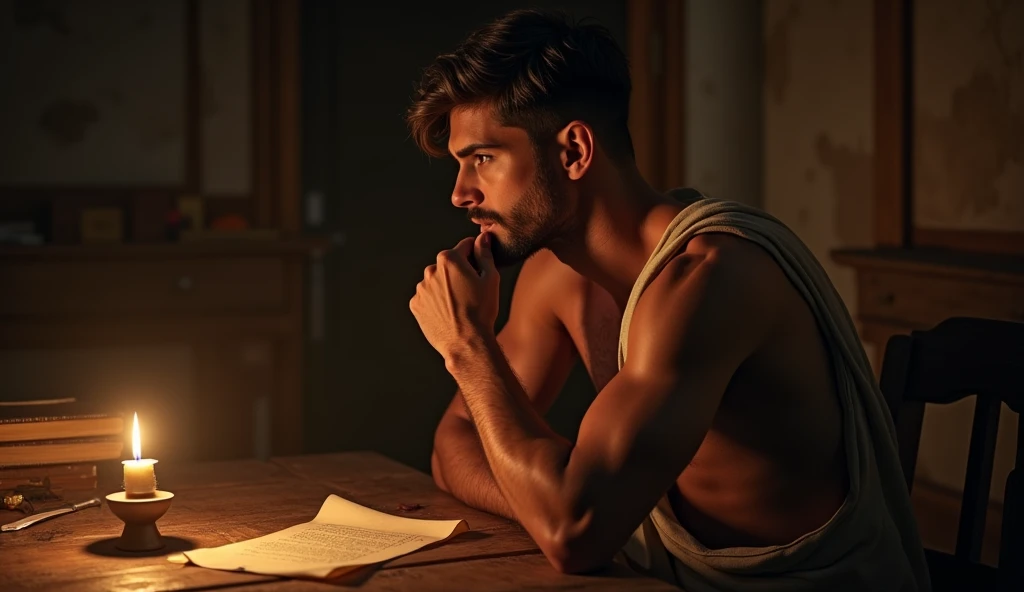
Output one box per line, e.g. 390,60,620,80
132,412,141,461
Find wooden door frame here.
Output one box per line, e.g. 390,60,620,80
253,0,302,232
874,0,1024,254
627,0,686,191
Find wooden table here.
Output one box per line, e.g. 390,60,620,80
0,452,679,591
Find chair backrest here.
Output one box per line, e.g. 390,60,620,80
879,317,1024,575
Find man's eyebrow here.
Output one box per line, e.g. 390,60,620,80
453,143,503,159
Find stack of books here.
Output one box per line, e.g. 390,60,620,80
0,398,124,491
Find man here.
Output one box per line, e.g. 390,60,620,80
406,9,930,592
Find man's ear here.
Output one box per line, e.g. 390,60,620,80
556,121,594,181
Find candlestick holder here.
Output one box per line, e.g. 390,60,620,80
105,490,174,551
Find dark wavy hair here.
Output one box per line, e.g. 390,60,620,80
407,9,634,163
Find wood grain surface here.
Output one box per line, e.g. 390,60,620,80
0,452,679,591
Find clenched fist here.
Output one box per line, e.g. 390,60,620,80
410,233,500,362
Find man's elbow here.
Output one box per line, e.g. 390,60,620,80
430,450,449,492
546,551,609,575
431,418,455,492
538,525,614,575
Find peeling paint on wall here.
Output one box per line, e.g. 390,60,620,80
816,134,873,246
0,0,187,185
914,0,1024,232
763,0,873,316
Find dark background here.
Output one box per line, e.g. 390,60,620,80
301,1,627,470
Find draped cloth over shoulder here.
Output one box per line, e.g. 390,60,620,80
616,190,931,592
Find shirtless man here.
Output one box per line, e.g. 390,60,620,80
406,9,924,590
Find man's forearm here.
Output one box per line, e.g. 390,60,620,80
434,414,517,521
445,335,575,541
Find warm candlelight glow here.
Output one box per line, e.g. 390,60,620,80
123,412,157,497
132,412,141,461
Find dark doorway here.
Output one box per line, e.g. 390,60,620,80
301,2,627,472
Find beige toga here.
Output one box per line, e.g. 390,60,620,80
617,190,931,592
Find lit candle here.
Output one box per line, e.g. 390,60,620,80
122,412,158,497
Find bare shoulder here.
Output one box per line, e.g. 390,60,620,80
656,233,790,309
625,234,789,369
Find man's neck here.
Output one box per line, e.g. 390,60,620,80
547,167,685,308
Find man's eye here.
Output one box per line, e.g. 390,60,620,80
474,154,492,165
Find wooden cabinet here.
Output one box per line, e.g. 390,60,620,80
0,2,309,462
834,248,1024,371
836,0,1024,365
857,271,1024,327
0,241,318,462
2,257,286,317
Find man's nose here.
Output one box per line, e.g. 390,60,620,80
451,174,481,208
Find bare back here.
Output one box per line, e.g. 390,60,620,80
526,238,847,550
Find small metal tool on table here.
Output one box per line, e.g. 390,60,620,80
1,497,101,532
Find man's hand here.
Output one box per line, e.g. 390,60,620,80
411,233,500,362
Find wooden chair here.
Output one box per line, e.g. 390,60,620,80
879,317,1024,592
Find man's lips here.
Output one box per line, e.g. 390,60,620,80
472,219,495,232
